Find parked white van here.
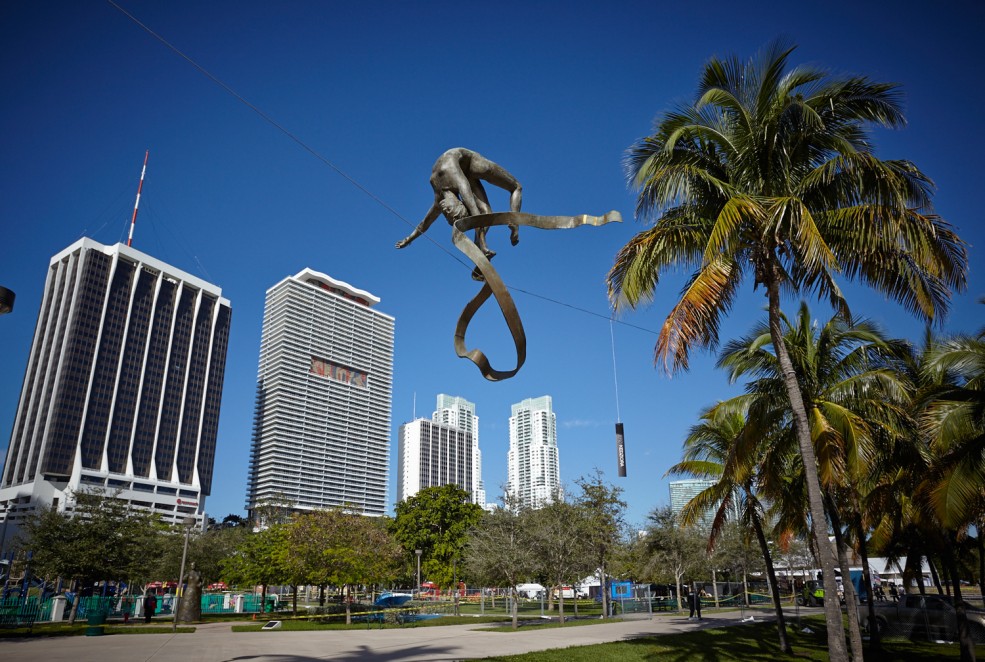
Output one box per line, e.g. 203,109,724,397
515,583,546,599
552,585,589,599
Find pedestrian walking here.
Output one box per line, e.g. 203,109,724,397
888,583,898,603
687,583,702,619
143,592,157,624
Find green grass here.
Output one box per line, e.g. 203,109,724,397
0,623,196,638
482,617,983,661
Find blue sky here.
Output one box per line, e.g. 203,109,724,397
1,1,982,527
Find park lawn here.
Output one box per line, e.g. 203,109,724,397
482,618,982,661
0,623,196,638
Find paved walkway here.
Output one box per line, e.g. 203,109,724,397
2,609,783,661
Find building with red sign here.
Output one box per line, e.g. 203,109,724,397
245,269,393,520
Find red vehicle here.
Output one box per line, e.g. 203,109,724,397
418,582,439,598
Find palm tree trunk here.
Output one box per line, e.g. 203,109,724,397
827,500,864,661
978,523,985,598
929,558,946,595
751,506,792,654
766,279,849,662
855,522,880,650
942,544,976,662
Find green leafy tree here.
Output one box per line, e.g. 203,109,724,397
526,492,592,623
221,524,289,609
391,485,484,588
709,521,765,598
20,490,162,623
607,41,967,660
305,509,402,624
192,525,250,586
574,471,626,619
642,506,706,610
465,495,537,630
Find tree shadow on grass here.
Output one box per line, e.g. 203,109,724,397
621,621,818,662
227,642,462,661
619,620,975,662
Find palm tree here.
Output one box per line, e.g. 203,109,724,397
608,41,968,659
920,334,985,530
718,303,912,658
917,333,985,660
669,396,792,653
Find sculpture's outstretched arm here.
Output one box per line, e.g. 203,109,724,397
396,198,441,249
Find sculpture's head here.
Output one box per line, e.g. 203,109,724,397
439,195,468,223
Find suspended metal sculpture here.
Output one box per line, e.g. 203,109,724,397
396,148,620,381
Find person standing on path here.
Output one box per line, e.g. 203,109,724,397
144,592,157,624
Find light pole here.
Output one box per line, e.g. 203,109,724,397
453,557,459,616
172,516,196,632
415,549,422,596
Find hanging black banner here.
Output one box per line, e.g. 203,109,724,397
615,422,626,477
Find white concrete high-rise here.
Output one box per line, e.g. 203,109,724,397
506,395,560,508
397,394,485,505
0,238,232,546
245,269,394,519
397,419,473,503
433,394,485,505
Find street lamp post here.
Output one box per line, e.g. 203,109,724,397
172,516,196,632
453,557,459,616
415,549,422,596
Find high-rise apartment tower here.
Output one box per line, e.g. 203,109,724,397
0,238,232,546
506,395,560,508
245,269,393,519
397,394,485,504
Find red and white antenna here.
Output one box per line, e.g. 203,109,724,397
126,150,149,247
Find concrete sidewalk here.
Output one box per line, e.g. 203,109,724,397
0,609,780,661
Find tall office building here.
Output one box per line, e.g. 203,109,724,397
506,395,560,508
0,238,232,545
245,269,393,519
669,478,736,529
397,394,485,505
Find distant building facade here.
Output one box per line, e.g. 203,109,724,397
245,269,393,520
433,394,485,505
668,478,737,529
0,238,232,546
397,394,485,505
506,395,560,508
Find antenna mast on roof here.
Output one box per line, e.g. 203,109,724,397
126,150,149,247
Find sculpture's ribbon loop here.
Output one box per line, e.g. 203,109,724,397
452,210,621,381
